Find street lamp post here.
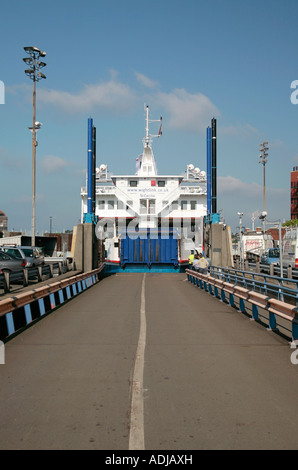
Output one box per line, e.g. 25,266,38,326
259,141,269,233
23,46,47,247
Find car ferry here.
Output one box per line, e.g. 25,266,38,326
80,106,207,271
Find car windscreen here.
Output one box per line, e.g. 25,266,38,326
2,248,22,259
268,249,280,258
22,249,35,257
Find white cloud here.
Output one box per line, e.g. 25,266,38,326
155,88,220,133
40,155,68,174
218,175,262,197
218,175,288,200
38,76,138,114
135,72,158,88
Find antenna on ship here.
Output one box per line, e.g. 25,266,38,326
144,105,162,147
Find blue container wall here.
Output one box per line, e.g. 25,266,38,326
120,232,178,267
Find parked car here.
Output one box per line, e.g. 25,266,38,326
0,251,27,273
0,246,44,267
260,248,280,266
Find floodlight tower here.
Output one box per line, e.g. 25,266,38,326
23,46,47,246
259,141,269,232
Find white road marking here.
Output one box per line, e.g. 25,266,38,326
129,273,146,450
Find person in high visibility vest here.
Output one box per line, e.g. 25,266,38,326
188,250,194,265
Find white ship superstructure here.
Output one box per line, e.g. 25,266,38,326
80,106,207,265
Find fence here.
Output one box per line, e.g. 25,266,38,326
186,267,298,346
0,261,73,294
0,264,105,342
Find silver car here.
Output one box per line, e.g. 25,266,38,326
0,251,27,272
0,246,44,268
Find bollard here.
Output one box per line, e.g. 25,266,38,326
3,272,10,293
270,264,274,276
49,264,54,278
37,266,43,282
23,269,29,287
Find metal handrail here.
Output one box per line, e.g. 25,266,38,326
0,261,72,294
208,265,298,305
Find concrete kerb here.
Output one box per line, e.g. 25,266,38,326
186,268,298,344
0,264,105,342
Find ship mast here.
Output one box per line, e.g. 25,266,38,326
144,105,162,148
145,105,150,147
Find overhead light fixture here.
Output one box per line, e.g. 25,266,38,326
37,72,46,79
24,46,46,57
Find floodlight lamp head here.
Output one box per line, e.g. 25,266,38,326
24,46,46,58
23,57,32,64
37,72,46,79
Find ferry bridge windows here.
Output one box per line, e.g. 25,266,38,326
108,200,115,209
149,200,155,214
180,200,198,210
98,200,105,210
129,180,138,187
140,200,147,214
158,180,165,187
140,199,156,214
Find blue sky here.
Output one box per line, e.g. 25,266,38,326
1,0,298,233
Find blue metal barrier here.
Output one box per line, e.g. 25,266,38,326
209,266,298,305
187,267,298,344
